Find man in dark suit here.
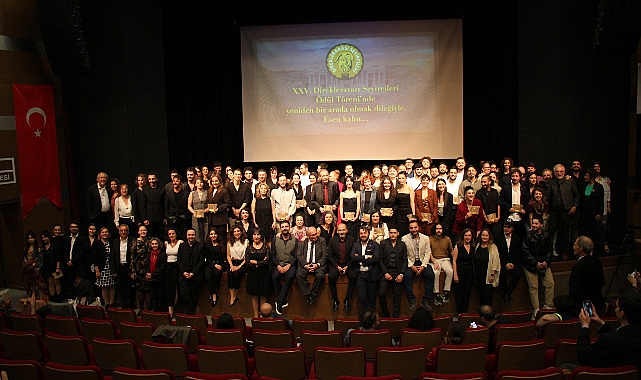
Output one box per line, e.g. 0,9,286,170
569,235,606,315
576,289,641,369
296,226,328,305
61,220,91,299
224,168,252,228
339,163,360,191
351,225,380,310
495,220,522,305
141,172,166,240
499,168,530,238
378,226,408,317
545,163,579,258
86,171,113,231
327,223,356,311
309,168,340,225
177,228,205,314
113,224,136,308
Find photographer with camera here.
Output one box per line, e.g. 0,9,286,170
572,289,641,369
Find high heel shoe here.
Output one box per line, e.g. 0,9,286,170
228,297,238,308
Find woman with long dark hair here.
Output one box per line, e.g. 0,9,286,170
204,228,225,308
226,224,248,308
163,228,182,317
93,226,117,307
246,229,272,318
23,231,48,302
452,228,475,314
473,228,501,307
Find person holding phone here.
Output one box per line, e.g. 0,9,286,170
569,236,606,316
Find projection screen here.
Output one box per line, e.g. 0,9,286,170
240,19,463,162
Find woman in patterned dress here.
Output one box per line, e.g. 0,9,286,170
22,231,48,302
188,177,209,244
93,226,117,308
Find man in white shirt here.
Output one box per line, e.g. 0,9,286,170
299,163,311,189
407,163,423,190
271,173,296,226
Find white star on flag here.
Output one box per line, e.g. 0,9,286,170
34,129,42,137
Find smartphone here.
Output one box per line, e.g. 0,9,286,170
582,300,594,317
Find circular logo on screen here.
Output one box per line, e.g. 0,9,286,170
326,44,363,79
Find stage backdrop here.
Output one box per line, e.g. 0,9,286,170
241,19,463,162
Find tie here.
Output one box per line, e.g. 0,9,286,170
307,243,315,263
414,239,420,261
323,185,329,205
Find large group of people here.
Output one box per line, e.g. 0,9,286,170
20,156,616,319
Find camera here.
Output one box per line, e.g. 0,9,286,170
582,300,594,317
469,321,478,328
630,271,639,278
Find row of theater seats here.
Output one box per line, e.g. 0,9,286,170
0,306,633,380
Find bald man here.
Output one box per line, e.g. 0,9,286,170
296,226,328,305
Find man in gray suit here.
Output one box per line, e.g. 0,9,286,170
296,227,328,305
545,163,579,259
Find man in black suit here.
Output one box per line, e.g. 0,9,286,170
576,289,641,369
339,163,360,191
113,224,136,309
61,220,91,299
351,225,381,310
86,171,113,231
499,168,530,238
495,220,522,305
295,226,328,305
308,168,340,225
569,235,606,316
177,228,205,314
378,226,408,317
327,223,356,311
141,172,166,240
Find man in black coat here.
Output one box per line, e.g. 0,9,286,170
495,220,523,305
308,168,340,224
86,171,113,231
177,228,205,314
569,235,606,316
327,223,356,311
141,172,166,240
378,226,408,317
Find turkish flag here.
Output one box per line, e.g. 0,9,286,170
12,84,62,218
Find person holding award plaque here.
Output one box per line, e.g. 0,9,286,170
187,177,209,244
339,176,361,238
415,174,438,236
375,176,398,230
453,186,485,243
207,174,232,248
396,171,416,237
367,210,389,244
358,175,377,227
499,168,529,238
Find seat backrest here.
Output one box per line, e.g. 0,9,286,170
0,311,12,330
375,345,427,380
291,318,328,340
119,321,154,348
254,346,307,380
9,313,45,335
435,343,488,374
379,317,409,340
91,337,141,374
141,341,191,377
542,320,581,349
418,371,487,379
570,365,640,380
300,330,343,358
432,315,454,340
81,318,120,340
196,345,251,376
337,376,403,380
107,308,138,326
0,358,45,380
463,326,490,346
495,339,547,374
251,317,288,332
313,346,366,380
333,318,360,337
140,310,173,329
183,371,248,380
400,328,442,351
211,315,248,337
44,332,93,366
457,313,479,327
496,367,564,380
175,313,210,332
45,314,83,336
111,366,176,380
43,362,105,380
348,329,392,360
204,328,246,347
494,321,536,347
0,328,47,362
252,328,295,349
553,339,578,368
500,310,534,324
76,304,107,320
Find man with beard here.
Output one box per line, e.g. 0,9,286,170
522,217,555,316
545,164,579,259
476,174,502,240
351,225,380,310
327,223,357,311
271,220,298,314
378,226,408,317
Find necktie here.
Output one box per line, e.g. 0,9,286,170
307,243,315,263
323,185,329,205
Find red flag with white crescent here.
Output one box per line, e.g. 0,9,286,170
12,84,62,218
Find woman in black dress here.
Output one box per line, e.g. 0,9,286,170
252,182,275,244
246,229,272,318
290,172,306,223
375,176,398,229
41,230,63,302
204,228,225,308
452,228,475,315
